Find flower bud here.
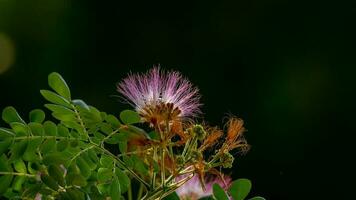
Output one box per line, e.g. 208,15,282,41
186,127,194,137
220,152,234,168
192,124,206,141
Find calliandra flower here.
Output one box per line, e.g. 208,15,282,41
176,174,232,200
200,126,223,151
117,67,201,125
222,118,249,153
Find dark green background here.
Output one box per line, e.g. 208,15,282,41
0,1,355,199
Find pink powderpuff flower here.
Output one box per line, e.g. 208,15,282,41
176,174,232,200
117,67,201,125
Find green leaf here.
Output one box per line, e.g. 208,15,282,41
72,99,89,110
0,139,12,155
248,197,266,200
120,124,149,138
148,131,159,140
97,168,112,182
41,174,59,191
48,72,71,100
48,164,65,186
67,188,85,200
105,114,121,128
97,183,110,195
10,122,30,136
87,149,99,164
81,152,97,170
52,112,77,122
122,155,133,168
12,175,26,191
45,104,75,115
42,152,67,165
131,155,148,175
28,122,45,136
61,121,83,134
57,139,69,152
40,90,71,108
0,128,15,139
100,155,113,168
0,156,13,195
213,183,229,200
43,121,57,136
41,138,57,154
104,133,121,144
66,173,87,187
57,124,69,137
88,106,102,122
27,162,41,174
0,170,12,194
2,106,25,124
13,159,27,173
29,109,45,123
22,184,42,198
120,110,141,124
23,137,42,161
69,140,79,148
76,156,91,179
118,141,127,153
229,179,252,200
100,123,113,135
110,176,121,200
10,139,28,161
115,169,130,193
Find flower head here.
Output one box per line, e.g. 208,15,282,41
117,67,201,125
222,117,249,153
176,174,232,200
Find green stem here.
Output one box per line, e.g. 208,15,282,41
67,145,95,166
144,173,194,200
165,164,192,185
181,139,191,157
208,152,221,165
12,136,82,141
0,172,36,178
71,104,88,135
101,129,120,146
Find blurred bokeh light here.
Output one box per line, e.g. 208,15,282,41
0,33,15,74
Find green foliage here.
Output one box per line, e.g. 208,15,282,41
48,72,71,100
0,72,263,200
110,176,121,200
40,90,71,108
2,106,25,124
228,179,252,200
120,110,141,124
29,109,46,123
213,183,229,200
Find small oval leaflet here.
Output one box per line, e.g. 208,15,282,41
228,178,252,200
48,72,71,100
119,110,141,124
213,183,229,200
